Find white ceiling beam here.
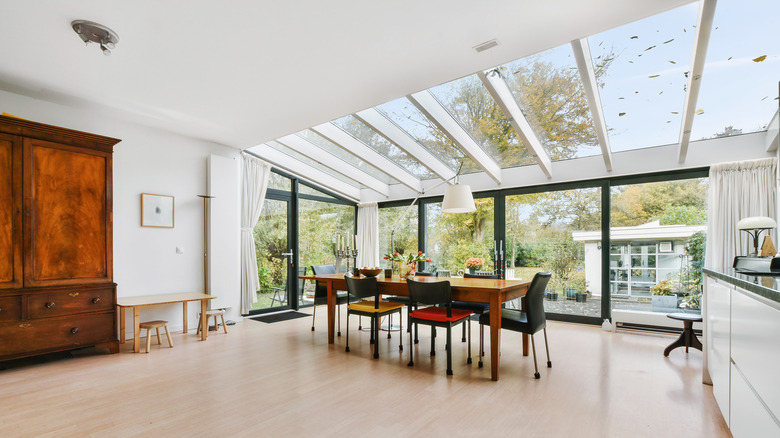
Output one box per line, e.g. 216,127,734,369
354,108,457,183
477,71,553,179
311,122,423,193
407,91,503,184
247,146,361,201
571,38,613,172
276,134,389,197
678,0,718,163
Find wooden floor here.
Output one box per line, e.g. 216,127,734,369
0,308,730,437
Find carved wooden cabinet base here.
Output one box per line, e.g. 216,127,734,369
0,116,120,361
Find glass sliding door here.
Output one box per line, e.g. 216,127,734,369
251,197,294,312
610,178,707,314
506,188,602,319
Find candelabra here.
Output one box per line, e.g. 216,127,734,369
335,248,359,275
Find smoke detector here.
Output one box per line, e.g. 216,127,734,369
72,20,119,56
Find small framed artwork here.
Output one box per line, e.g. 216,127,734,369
141,193,174,228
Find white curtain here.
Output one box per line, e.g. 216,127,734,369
240,152,272,314
705,157,777,271
356,202,379,268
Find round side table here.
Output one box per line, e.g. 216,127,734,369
663,312,703,357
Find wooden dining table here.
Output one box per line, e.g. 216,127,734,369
299,273,531,381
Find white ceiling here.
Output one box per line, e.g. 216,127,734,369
0,0,692,149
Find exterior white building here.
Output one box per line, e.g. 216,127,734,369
572,221,706,297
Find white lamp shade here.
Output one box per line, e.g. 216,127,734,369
737,216,777,230
442,183,476,213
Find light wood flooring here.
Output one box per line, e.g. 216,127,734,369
0,309,730,437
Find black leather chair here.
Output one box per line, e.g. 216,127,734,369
452,273,501,360
310,264,351,336
344,275,405,359
386,271,437,343
407,278,473,375
478,272,552,379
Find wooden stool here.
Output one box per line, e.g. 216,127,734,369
139,320,173,353
197,309,228,334
663,313,703,356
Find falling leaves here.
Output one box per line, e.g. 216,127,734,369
649,74,660,78
753,55,767,62
645,45,656,51
695,109,704,115
663,39,674,44
618,112,626,117
728,56,733,60
671,111,679,114
761,96,768,101
630,36,638,39
684,71,689,78
668,60,676,64
618,97,625,100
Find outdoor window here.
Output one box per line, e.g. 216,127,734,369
609,178,707,313
425,198,495,275
509,187,602,318
378,204,418,270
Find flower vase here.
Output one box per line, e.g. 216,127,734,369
468,267,476,275
399,262,416,279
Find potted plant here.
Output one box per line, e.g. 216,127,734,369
569,271,588,303
546,275,564,300
465,257,484,274
650,280,678,311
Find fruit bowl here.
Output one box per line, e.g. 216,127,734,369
359,268,383,277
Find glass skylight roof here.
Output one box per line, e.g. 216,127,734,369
296,129,396,185
332,115,436,180
690,0,780,140
428,75,538,168
375,97,482,174
497,44,601,160
589,2,699,152
266,141,367,189
255,1,777,198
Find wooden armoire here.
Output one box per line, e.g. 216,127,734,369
0,115,120,360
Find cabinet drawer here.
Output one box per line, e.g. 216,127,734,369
28,289,114,318
0,295,21,322
0,312,115,356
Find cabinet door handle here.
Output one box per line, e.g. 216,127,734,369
46,302,56,309
69,292,80,297
71,327,79,334
0,306,3,312
92,297,101,304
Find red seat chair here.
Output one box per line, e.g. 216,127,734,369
406,279,473,376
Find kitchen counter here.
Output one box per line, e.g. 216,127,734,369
703,267,780,305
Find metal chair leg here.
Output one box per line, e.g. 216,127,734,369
430,326,436,356
446,325,453,375
461,321,466,342
373,314,380,359
311,304,316,332
466,320,472,364
345,307,350,352
408,313,414,367
531,334,540,379
337,304,341,337
478,323,484,368
543,327,552,368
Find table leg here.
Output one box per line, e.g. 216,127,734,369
119,306,125,344
200,299,208,341
489,294,502,381
133,306,140,353
183,301,188,333
327,280,335,344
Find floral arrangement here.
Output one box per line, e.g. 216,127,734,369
384,250,431,264
650,280,675,296
465,257,484,269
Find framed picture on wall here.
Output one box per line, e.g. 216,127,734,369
141,193,174,228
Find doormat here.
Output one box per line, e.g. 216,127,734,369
250,311,309,323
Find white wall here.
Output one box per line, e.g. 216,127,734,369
0,90,243,336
